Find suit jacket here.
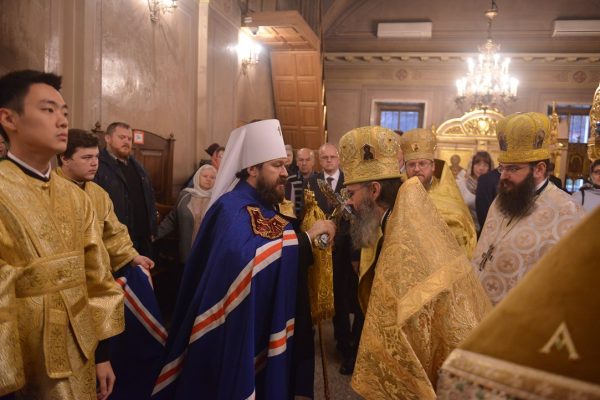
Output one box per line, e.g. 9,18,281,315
475,169,500,228
307,170,345,216
95,148,158,237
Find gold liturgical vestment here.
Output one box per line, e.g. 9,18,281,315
357,162,477,312
57,168,138,272
473,182,583,305
438,207,600,399
351,177,491,400
0,161,124,399
429,161,477,259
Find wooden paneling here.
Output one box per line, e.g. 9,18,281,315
271,51,326,150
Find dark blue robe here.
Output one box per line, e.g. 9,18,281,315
153,181,299,400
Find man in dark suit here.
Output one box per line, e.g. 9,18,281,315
95,122,157,257
308,143,362,375
475,168,500,229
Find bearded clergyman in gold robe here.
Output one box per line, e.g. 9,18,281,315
0,70,124,399
337,126,491,399
437,207,600,400
400,128,477,259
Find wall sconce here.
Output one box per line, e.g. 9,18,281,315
237,34,262,75
148,0,177,23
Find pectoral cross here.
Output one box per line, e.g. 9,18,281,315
479,244,495,271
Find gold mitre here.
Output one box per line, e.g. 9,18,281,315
338,125,401,185
497,112,551,163
400,128,437,162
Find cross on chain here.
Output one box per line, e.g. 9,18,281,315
479,244,495,271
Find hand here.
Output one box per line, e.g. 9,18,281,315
306,220,336,244
96,361,115,400
132,255,155,270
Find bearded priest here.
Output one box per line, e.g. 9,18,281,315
474,112,584,306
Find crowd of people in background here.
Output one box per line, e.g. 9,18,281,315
1,68,598,400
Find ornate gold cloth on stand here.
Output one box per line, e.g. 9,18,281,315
351,177,491,399
300,189,334,322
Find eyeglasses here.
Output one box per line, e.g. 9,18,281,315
320,155,338,161
405,160,433,170
498,164,530,174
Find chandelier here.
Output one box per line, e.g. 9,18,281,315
456,0,518,111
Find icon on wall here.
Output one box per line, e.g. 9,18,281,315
133,130,145,145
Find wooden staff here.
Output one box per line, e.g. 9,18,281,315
317,320,331,400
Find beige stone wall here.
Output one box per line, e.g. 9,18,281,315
325,60,600,146
0,0,275,195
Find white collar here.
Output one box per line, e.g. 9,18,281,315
7,151,51,179
536,178,549,192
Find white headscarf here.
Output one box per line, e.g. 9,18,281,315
208,119,287,208
182,164,217,243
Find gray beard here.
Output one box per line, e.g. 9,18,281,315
350,197,381,249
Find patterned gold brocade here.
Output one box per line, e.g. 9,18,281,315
351,178,491,399
56,168,138,272
438,208,600,399
357,228,382,313
301,189,334,322
429,162,477,259
0,162,124,399
0,264,25,395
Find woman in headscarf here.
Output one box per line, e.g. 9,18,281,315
157,164,217,263
457,151,493,232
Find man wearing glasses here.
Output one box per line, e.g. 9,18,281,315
474,112,584,306
400,128,477,258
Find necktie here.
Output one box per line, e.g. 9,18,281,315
326,176,334,190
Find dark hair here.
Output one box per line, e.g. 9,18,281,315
362,178,402,209
57,129,99,166
470,151,494,177
235,163,264,180
215,146,225,154
105,122,131,136
529,159,550,177
0,70,62,141
205,143,220,156
591,159,600,174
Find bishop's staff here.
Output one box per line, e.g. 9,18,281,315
301,181,353,400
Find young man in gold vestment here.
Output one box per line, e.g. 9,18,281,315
0,70,124,400
473,112,584,306
337,126,491,399
57,129,154,272
400,128,478,259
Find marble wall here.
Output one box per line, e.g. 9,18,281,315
0,0,275,197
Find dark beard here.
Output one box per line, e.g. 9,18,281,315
497,171,536,218
256,174,286,206
349,196,380,249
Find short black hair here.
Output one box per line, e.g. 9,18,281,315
106,122,131,136
57,129,99,166
0,70,62,141
529,159,550,177
591,159,600,172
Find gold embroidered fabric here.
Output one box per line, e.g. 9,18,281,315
357,228,382,313
301,189,334,322
0,162,124,399
429,162,477,259
56,168,138,272
473,183,584,305
0,264,25,396
351,177,491,399
438,207,600,399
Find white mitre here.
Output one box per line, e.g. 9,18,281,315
208,119,287,208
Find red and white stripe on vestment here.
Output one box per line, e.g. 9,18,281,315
152,230,298,395
116,276,167,346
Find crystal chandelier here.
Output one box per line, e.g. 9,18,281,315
456,0,518,111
